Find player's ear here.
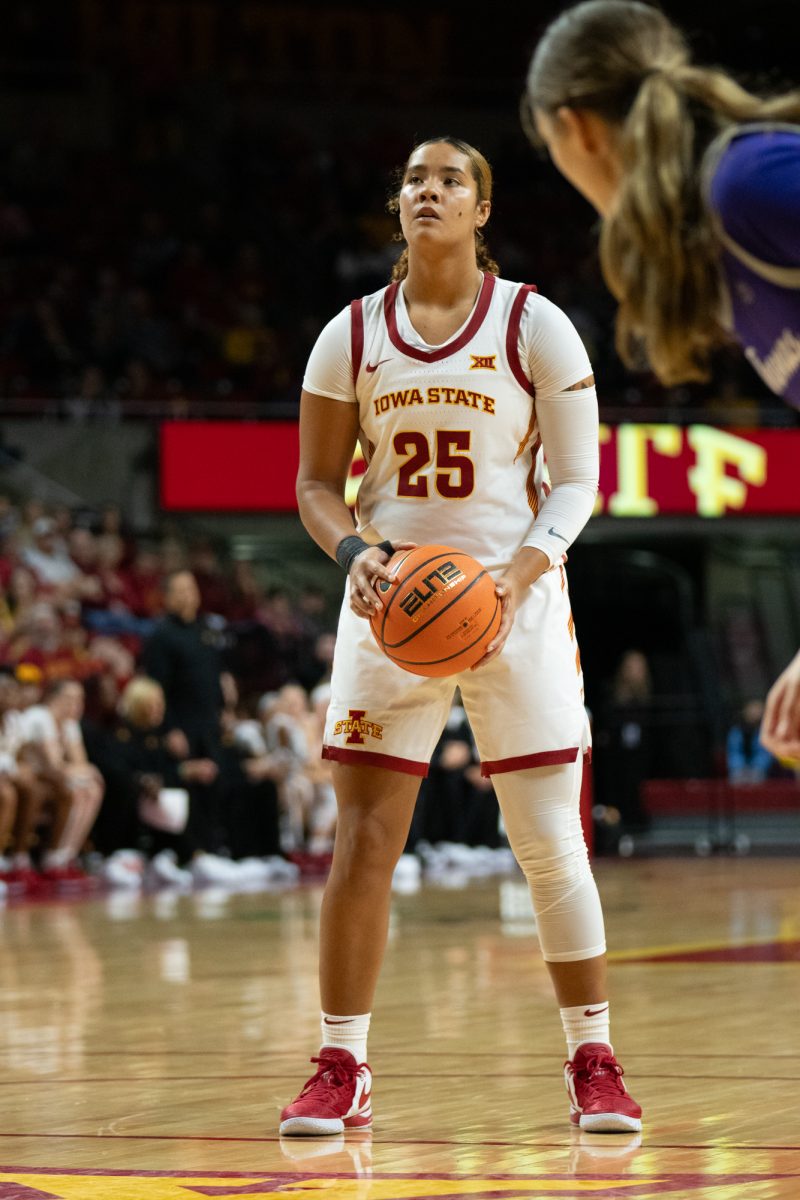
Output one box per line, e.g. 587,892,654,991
555,105,610,157
475,200,491,230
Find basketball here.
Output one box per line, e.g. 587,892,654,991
369,544,501,677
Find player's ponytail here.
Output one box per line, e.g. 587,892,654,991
525,0,800,385
388,137,500,283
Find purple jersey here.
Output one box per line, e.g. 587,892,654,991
704,125,800,408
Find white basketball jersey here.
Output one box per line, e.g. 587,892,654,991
350,273,547,573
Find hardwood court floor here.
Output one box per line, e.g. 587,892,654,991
0,856,798,1198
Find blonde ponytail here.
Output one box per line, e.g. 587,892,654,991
526,0,800,384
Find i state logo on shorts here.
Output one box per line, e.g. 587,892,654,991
334,709,384,744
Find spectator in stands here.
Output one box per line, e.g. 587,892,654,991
217,672,286,862
3,566,38,635
125,543,165,618
227,558,263,622
141,570,232,860
594,649,653,833
67,527,101,592
303,682,337,855
95,532,137,612
8,600,106,683
256,686,307,852
141,569,225,757
258,587,307,682
726,699,776,784
188,538,231,617
18,678,104,883
0,669,66,892
296,630,336,693
63,365,118,422
86,676,210,886
22,516,80,591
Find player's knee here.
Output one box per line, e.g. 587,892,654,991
515,841,592,898
334,809,407,877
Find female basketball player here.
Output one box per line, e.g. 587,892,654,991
524,0,800,764
280,136,642,1137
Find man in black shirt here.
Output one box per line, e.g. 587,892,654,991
142,570,225,758
141,570,227,853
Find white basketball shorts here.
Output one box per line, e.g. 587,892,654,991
322,564,591,778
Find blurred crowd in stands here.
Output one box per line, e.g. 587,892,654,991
1,39,793,424
0,491,513,899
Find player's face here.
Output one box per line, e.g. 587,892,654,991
398,143,490,251
534,107,622,218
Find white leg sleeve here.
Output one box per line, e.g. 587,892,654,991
492,759,606,963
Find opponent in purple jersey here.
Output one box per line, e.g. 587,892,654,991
524,0,800,763
280,137,642,1139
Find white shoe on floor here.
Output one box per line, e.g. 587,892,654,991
262,855,301,883
190,852,244,887
148,849,193,890
101,850,145,889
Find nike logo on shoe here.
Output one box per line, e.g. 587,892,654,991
584,1005,609,1017
365,358,391,373
548,527,569,542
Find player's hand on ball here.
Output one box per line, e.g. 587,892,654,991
760,648,800,761
349,540,417,618
470,574,521,669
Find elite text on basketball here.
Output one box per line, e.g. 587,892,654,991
399,561,465,620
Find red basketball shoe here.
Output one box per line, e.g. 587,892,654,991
279,1047,372,1136
3,867,48,897
40,862,97,892
564,1043,642,1132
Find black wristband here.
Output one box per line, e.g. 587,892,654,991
335,536,396,573
335,535,369,573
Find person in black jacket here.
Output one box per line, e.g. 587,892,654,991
85,675,218,870
140,570,226,758
140,570,228,852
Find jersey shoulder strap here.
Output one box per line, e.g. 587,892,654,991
350,298,364,385
506,283,538,397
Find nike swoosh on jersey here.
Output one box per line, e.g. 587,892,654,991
548,527,569,542
365,358,391,373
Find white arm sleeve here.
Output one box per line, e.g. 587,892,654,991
302,307,357,403
518,295,599,565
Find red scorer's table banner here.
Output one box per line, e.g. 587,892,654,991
160,421,301,512
159,420,800,515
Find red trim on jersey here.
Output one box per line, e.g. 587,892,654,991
525,434,542,517
322,745,429,777
480,746,579,777
383,272,496,362
350,298,364,385
505,283,538,397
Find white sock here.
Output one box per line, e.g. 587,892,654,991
320,1011,371,1063
43,848,71,869
12,853,32,869
560,1002,612,1059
